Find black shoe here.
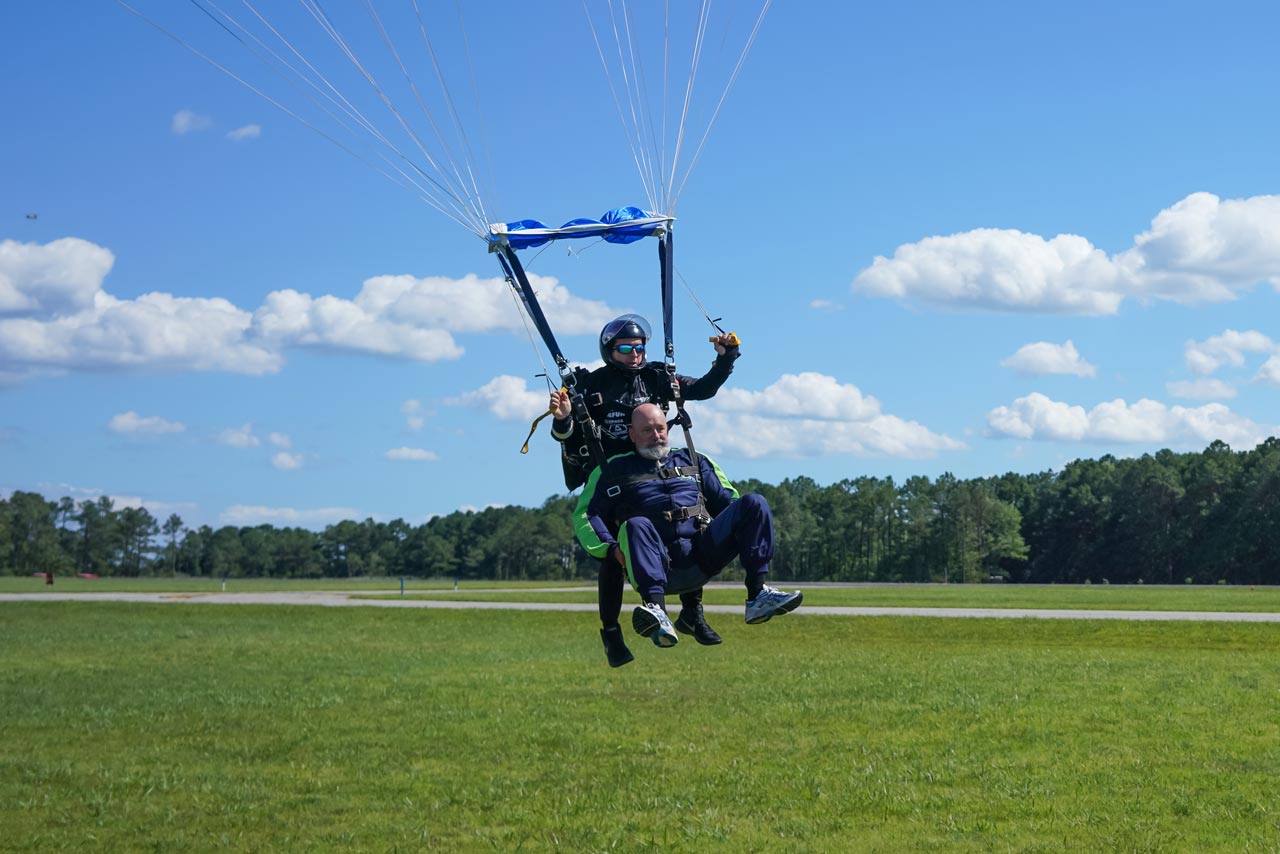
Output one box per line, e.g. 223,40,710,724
600,625,635,667
674,606,723,646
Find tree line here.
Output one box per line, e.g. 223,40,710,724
3,438,1279,583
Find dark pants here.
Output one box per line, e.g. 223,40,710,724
621,494,774,601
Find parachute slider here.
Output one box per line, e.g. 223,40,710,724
488,207,674,252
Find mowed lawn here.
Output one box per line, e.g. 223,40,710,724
3,603,1279,853
377,582,1280,614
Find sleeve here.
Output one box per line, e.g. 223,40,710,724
698,452,740,517
551,366,599,442
574,464,616,559
674,348,738,401
550,416,574,442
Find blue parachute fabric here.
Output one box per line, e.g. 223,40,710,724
489,206,672,251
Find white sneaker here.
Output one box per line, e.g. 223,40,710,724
745,584,803,624
632,602,679,647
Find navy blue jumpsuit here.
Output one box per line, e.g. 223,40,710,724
574,448,776,601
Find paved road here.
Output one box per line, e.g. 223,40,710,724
4,590,1280,622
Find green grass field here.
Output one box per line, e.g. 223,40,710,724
0,576,522,595
7,575,1280,613
370,582,1280,614
3,601,1279,852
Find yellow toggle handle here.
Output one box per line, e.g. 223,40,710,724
708,332,741,346
519,387,567,454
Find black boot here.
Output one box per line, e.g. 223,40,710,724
675,590,723,646
600,624,635,667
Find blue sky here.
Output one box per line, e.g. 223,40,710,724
4,1,1280,530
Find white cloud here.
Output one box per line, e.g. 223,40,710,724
108,411,186,435
696,373,963,460
0,238,622,385
172,110,213,135
1000,340,1096,377
445,372,964,460
1166,379,1237,400
217,424,260,448
457,503,508,514
0,288,282,381
351,271,615,335
272,452,304,471
220,504,360,527
1122,192,1280,301
446,375,549,422
253,288,463,362
268,432,292,449
226,124,261,141
809,299,843,312
36,482,196,517
108,495,199,517
853,228,1125,315
712,372,881,420
0,238,114,317
853,192,1280,315
1184,329,1277,375
1257,356,1280,387
986,392,1274,448
385,447,439,461
401,399,425,431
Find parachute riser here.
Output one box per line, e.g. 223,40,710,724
496,246,567,370
657,228,701,492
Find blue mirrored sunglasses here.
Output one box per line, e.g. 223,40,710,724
613,344,645,355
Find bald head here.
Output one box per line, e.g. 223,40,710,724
629,403,670,460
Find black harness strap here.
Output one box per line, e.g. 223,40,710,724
656,227,703,480
613,496,707,527
497,246,607,472
607,465,700,492
605,456,710,529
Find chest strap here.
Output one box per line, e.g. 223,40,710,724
605,464,699,495
615,495,707,526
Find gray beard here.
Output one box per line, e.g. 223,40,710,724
637,442,670,461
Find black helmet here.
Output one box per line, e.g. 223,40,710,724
598,313,651,367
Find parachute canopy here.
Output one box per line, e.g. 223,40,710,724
489,206,673,251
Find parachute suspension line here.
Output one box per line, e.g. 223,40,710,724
224,1,390,144
210,0,484,231
665,0,713,215
585,0,771,216
669,0,772,211
131,0,488,237
615,1,665,214
118,0,457,225
396,0,495,230
584,0,658,212
357,0,492,233
297,0,490,235
675,266,732,338
660,0,672,211
417,0,500,226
